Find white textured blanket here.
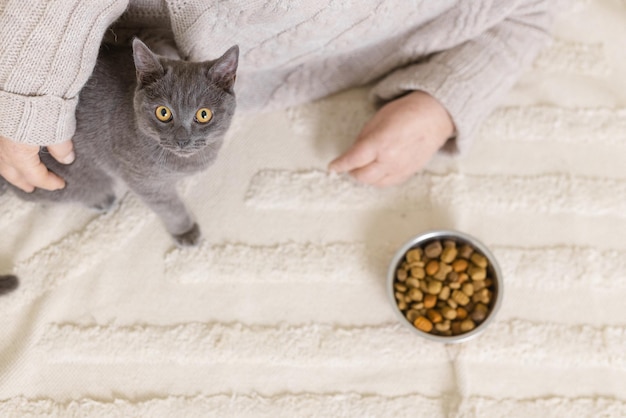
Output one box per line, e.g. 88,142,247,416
2,1,626,416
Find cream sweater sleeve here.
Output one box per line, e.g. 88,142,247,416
371,0,554,154
0,0,128,146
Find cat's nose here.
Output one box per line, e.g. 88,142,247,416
177,138,191,148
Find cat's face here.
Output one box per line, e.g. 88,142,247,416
132,40,238,158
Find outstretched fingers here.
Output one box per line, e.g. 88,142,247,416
328,139,377,174
348,160,388,185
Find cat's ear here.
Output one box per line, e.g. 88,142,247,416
208,45,239,92
132,38,164,87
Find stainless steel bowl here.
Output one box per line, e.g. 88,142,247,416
387,229,503,343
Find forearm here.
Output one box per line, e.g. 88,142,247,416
372,0,555,153
0,0,128,145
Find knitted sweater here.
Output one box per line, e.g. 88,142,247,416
0,0,553,152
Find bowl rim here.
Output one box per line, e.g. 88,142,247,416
387,229,504,344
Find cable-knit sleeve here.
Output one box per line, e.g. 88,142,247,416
0,0,128,146
371,0,554,154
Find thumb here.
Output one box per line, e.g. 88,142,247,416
47,140,75,165
328,140,377,174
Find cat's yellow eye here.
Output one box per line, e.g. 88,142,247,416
155,106,172,122
195,108,213,124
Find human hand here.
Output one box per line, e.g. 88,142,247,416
328,90,455,187
0,136,75,192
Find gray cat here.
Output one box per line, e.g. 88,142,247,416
0,39,239,294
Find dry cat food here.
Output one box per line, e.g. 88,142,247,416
393,239,495,337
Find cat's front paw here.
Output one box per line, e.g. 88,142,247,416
173,223,202,247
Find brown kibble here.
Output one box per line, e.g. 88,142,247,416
460,319,475,332
413,316,433,332
441,306,457,320
440,246,458,263
447,298,458,309
438,286,450,301
410,267,426,279
427,280,442,295
462,283,474,297
394,283,407,292
395,292,404,301
484,279,494,287
470,310,487,323
471,303,489,322
423,294,437,308
458,273,469,284
456,307,468,320
427,309,443,324
406,309,420,323
449,282,461,290
473,280,486,291
470,253,488,268
396,269,408,281
419,280,429,293
406,278,420,288
408,288,424,302
452,290,470,306
468,266,487,281
458,244,474,259
425,260,440,276
406,248,423,263
433,263,452,281
411,302,424,310
424,241,443,258
473,288,491,304
447,271,459,282
452,259,469,273
435,322,450,332
451,321,462,335
398,300,407,310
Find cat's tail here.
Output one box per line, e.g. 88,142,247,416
0,275,19,295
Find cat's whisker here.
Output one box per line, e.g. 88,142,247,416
158,148,169,172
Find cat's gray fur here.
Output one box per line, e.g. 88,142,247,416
0,39,239,293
